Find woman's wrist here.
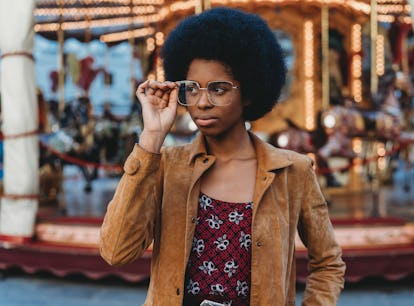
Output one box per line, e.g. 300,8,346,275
138,131,166,153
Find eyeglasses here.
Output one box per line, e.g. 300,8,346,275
176,80,239,106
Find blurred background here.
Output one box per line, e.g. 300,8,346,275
0,0,414,305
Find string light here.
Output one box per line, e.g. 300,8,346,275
146,37,155,51
376,34,385,76
36,0,164,4
100,26,155,42
155,31,164,46
168,0,411,24
170,0,197,11
351,23,362,102
156,58,165,81
352,137,363,154
304,21,314,79
35,14,163,32
35,7,132,17
304,20,314,130
35,0,412,35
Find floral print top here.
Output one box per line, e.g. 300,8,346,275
183,193,253,306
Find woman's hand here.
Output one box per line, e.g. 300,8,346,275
136,80,178,153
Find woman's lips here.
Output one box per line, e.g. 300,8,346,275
195,117,218,127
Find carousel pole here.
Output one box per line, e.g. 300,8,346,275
321,0,330,110
195,0,210,14
195,0,203,14
57,0,65,113
129,0,136,104
370,0,380,217
370,0,378,96
410,0,414,32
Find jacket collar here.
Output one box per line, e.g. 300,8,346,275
188,131,293,171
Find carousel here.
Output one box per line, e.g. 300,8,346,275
0,0,414,283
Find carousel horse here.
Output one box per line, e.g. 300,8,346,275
46,97,100,192
272,69,411,189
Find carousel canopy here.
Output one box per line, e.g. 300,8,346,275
34,0,412,44
35,0,165,43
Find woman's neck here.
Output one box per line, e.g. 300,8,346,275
204,129,255,161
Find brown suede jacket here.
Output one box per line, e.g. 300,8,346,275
100,132,345,306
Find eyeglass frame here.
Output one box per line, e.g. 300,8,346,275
176,80,240,106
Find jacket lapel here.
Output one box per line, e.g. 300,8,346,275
184,134,215,262
249,133,293,304
250,132,292,220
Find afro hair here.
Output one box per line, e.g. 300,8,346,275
161,7,286,121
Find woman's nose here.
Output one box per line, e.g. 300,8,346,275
197,89,213,108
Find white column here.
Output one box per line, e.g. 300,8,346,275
0,0,39,238
409,0,414,32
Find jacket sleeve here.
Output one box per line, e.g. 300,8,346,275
99,144,163,266
297,160,346,306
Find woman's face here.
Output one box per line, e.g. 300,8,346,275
185,59,246,139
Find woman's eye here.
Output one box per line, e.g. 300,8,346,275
209,82,232,95
210,86,226,95
186,85,198,95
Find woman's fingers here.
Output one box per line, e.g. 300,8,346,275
136,80,149,98
137,80,177,107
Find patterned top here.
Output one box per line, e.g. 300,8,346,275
183,193,253,306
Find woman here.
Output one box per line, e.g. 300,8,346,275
100,7,345,306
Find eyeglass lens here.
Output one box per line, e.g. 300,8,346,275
178,81,234,106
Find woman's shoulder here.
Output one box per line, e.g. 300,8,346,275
161,143,194,160
267,144,314,170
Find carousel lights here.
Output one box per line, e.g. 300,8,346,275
377,4,411,14
304,21,314,78
95,0,412,27
37,0,165,4
277,133,289,148
305,79,315,129
132,0,164,4
304,20,314,130
100,26,155,42
377,14,395,22
376,34,385,76
170,0,197,11
377,143,387,170
156,58,165,81
132,6,157,14
398,16,412,23
323,114,337,129
348,1,371,14
351,23,362,103
352,55,362,78
351,23,361,52
377,144,386,157
35,7,133,17
155,31,164,46
352,137,362,154
353,79,362,102
146,37,155,51
147,72,156,80
35,13,163,32
378,157,386,170
377,0,406,3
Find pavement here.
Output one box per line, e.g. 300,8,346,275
1,269,414,306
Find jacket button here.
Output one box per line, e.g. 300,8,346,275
256,241,262,247
191,217,196,223
176,288,180,295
